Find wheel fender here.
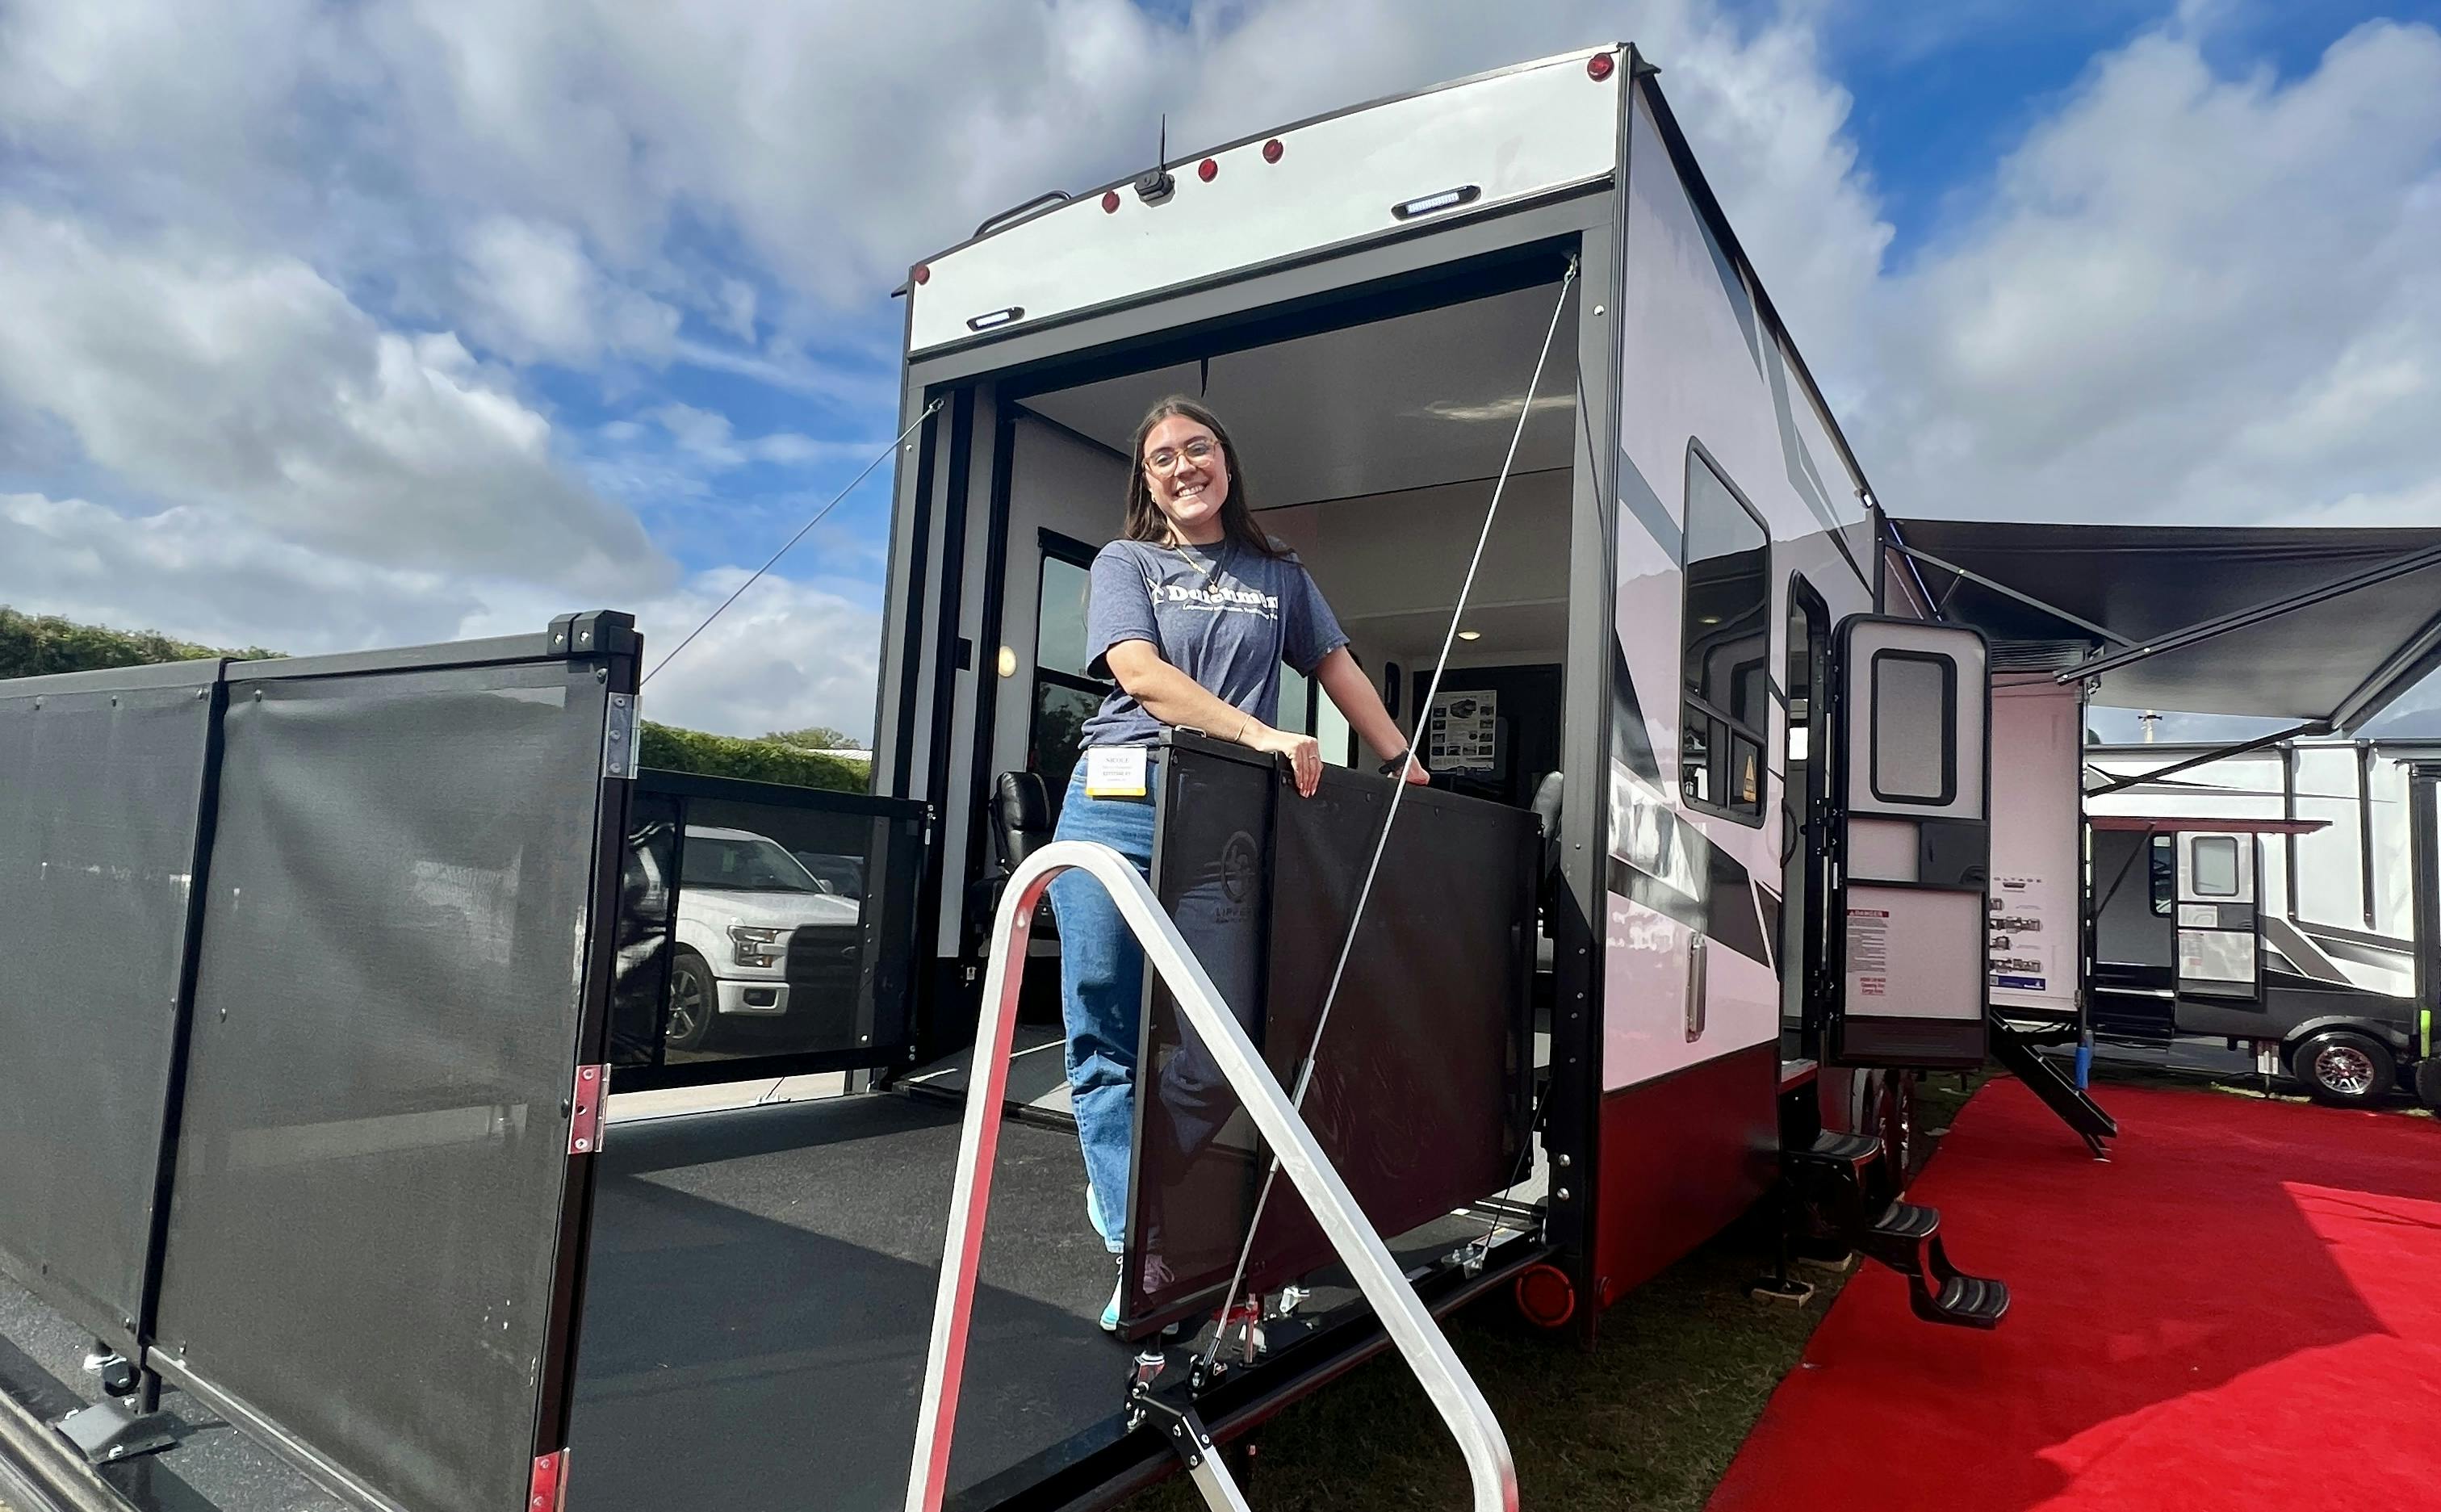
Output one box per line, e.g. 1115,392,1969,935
2282,1016,2412,1059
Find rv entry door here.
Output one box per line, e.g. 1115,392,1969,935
2175,831,2261,1000
1824,617,1991,1069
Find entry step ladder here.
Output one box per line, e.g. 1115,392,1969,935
1988,1015,2117,1158
1784,1130,2010,1330
903,840,1518,1512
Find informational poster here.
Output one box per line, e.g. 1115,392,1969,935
1427,689,1497,773
1987,875,2050,993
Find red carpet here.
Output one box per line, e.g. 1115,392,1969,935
1707,1079,2441,1512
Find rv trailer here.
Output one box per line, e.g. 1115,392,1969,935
2082,736,2441,1106
2,45,2042,1512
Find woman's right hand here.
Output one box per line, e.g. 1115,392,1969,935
1246,723,1322,797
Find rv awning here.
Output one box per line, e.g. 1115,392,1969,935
2087,815,2330,836
1888,519,2441,731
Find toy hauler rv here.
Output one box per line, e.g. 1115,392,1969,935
875,42,2034,1504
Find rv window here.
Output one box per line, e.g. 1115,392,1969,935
1680,444,1769,825
1868,651,1956,805
2150,834,2175,915
2193,835,2241,898
1030,547,1112,806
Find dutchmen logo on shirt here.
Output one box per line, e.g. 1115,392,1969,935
1146,576,1279,617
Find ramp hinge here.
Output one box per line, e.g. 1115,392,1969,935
567,1066,607,1155
603,694,636,780
530,1448,568,1511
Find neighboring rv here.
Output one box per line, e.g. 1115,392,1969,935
2083,737,2439,1105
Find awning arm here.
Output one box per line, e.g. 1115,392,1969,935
2085,718,2330,798
2331,604,2441,732
1894,544,2137,648
2054,540,2441,693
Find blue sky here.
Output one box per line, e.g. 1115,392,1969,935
2,1,2437,739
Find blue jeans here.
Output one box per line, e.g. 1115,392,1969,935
1047,762,1158,1254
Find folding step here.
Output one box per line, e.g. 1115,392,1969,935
1785,1129,1882,1186
1922,1272,2010,1329
1989,1013,2117,1157
1853,1199,2008,1330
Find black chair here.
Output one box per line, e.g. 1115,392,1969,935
965,771,1057,945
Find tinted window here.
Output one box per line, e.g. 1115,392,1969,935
2150,834,2175,915
1680,446,1769,823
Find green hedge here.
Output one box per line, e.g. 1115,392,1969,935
3,605,867,793
639,721,869,793
0,605,274,680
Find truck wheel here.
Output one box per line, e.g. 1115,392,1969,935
2291,1030,2393,1108
665,949,718,1053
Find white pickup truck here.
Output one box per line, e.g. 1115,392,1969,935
667,824,864,1053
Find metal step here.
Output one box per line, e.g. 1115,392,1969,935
1919,1272,2010,1330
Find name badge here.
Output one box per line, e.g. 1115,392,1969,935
1084,746,1149,798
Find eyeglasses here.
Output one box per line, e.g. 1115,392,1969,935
1144,437,1217,474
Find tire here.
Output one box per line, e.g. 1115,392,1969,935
2291,1029,2393,1108
1877,1069,1919,1188
665,949,719,1053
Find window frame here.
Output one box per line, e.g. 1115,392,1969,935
1677,439,1773,828
1028,530,1113,806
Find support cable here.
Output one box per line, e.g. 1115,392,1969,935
1200,261,1579,1368
644,398,944,687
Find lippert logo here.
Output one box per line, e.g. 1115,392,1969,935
1221,831,1258,903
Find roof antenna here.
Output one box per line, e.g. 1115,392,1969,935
1134,113,1176,206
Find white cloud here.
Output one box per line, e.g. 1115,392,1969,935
0,206,671,595
5,0,2439,734
5,488,879,739
456,215,682,366
1868,18,2441,528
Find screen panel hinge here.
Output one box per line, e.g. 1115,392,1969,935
530,1448,569,1511
567,1066,607,1156
602,694,636,781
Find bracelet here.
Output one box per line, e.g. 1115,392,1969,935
1378,749,1416,777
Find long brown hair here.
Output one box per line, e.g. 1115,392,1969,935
1120,396,1288,559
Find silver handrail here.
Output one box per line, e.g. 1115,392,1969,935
902,840,1519,1512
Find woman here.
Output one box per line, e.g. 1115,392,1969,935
1049,395,1425,1331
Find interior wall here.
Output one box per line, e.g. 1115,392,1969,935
1262,469,1572,756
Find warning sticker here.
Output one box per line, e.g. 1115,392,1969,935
1846,907,1889,999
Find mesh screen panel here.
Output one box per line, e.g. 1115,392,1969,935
0,669,216,1350
1124,745,1535,1331
153,661,609,1512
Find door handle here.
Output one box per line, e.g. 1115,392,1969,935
1685,933,1709,1042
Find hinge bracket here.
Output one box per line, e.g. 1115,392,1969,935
568,1066,607,1156
603,694,636,781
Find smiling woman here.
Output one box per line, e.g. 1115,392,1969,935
1044,393,1423,1330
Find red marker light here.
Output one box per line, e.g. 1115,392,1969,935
1587,52,1615,82
911,263,930,286
1197,158,1218,183
1262,139,1283,164
1102,191,1120,213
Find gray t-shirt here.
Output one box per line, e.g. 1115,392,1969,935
1079,537,1349,748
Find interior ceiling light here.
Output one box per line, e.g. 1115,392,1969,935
1457,630,1482,641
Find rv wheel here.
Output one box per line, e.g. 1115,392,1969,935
665,950,718,1053
2291,1030,2393,1108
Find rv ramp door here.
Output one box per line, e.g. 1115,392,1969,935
1826,617,1991,1070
